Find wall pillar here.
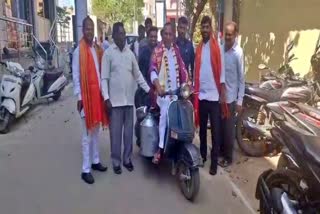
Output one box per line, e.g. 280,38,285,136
223,0,233,26
75,0,88,43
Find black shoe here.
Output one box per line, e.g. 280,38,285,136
209,165,217,176
81,172,95,184
218,159,232,168
91,163,108,172
113,166,122,174
200,158,206,167
123,161,134,172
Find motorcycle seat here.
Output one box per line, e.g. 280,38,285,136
284,121,320,167
286,79,307,87
302,135,320,167
247,86,284,102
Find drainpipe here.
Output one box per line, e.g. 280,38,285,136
30,0,38,38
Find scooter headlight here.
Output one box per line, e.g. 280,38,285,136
180,83,191,99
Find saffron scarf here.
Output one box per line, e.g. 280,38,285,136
79,38,109,131
194,35,229,126
149,42,188,106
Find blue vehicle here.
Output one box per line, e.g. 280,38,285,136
136,83,201,201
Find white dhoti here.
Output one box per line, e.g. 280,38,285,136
81,118,100,173
157,96,174,149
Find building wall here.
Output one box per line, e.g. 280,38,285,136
143,0,155,21
238,0,320,81
36,15,50,41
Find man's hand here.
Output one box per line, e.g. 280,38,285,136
220,83,226,103
236,104,243,114
153,79,166,97
158,88,166,97
77,100,83,113
104,99,112,116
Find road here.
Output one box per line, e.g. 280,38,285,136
0,85,271,214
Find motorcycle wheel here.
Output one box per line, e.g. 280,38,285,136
0,108,13,134
52,91,61,101
260,168,304,214
236,108,270,157
177,162,200,201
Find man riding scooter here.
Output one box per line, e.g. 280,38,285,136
149,23,189,163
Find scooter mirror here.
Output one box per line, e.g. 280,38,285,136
258,64,268,70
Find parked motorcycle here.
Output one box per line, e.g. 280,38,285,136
136,83,201,201
236,79,320,157
256,102,320,213
29,56,67,101
0,61,35,133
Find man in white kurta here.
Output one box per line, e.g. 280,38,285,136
72,17,107,184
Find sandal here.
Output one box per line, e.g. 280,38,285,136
218,159,231,168
152,150,161,164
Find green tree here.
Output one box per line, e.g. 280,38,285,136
182,0,220,43
92,0,144,32
56,6,70,28
182,0,208,40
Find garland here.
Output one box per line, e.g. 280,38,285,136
162,44,180,97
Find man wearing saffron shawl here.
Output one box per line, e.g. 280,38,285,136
193,16,229,176
72,17,109,184
149,23,188,164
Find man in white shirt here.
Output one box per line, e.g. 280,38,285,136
101,22,150,174
219,22,245,168
194,16,227,175
72,17,108,184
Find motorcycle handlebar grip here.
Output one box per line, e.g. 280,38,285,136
0,62,7,67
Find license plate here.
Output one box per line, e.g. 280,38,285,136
171,131,178,139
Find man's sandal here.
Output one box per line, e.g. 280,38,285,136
152,152,161,164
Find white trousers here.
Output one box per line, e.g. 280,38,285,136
81,118,100,173
157,96,171,149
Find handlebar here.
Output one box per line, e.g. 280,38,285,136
0,61,7,67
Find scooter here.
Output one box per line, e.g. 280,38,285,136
30,56,67,101
256,102,320,213
0,61,35,133
136,83,201,201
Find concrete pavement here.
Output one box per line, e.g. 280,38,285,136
0,86,262,214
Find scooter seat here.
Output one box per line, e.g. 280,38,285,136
43,69,63,82
20,74,31,105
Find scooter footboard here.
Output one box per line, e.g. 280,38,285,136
179,143,201,168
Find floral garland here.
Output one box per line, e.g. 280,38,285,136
162,44,180,95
